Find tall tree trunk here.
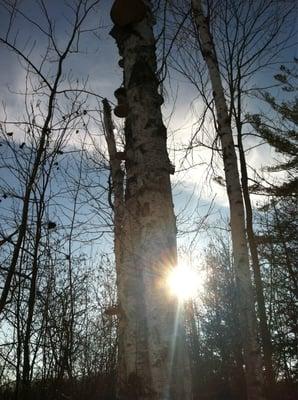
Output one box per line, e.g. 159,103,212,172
107,2,192,399
102,99,126,383
236,118,275,391
191,1,264,399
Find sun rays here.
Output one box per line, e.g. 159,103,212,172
167,262,204,302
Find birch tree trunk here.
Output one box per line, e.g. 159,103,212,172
191,1,265,399
237,118,275,392
107,1,192,399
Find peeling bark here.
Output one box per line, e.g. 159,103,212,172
106,2,192,399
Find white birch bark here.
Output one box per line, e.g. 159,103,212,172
191,1,265,399
109,1,192,399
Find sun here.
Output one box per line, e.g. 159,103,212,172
167,263,202,301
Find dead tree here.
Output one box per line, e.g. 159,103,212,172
103,1,192,398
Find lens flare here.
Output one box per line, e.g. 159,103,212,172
167,263,202,301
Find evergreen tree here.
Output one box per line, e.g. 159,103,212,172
248,61,298,197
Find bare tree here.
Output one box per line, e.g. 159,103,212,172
104,1,192,398
191,1,265,399
0,1,119,397
160,0,294,396
0,0,101,315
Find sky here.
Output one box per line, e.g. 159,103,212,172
0,0,296,254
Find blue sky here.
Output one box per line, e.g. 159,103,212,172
0,0,297,255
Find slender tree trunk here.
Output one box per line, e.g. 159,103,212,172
102,99,126,382
237,120,275,390
0,67,61,315
107,2,192,399
186,301,201,395
22,209,43,399
191,1,264,399
14,258,24,400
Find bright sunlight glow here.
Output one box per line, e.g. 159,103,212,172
167,263,203,301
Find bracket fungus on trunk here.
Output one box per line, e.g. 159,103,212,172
108,1,192,399
114,87,127,102
111,0,147,27
114,87,129,118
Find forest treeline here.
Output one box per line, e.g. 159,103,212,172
0,196,296,400
0,0,297,399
